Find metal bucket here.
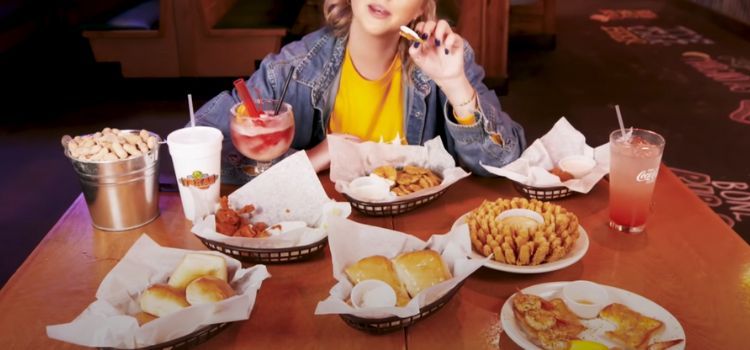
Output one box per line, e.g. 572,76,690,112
65,131,162,231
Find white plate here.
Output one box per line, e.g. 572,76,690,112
500,282,686,350
452,213,589,274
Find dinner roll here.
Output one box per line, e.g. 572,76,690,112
344,255,410,307
139,284,189,317
186,276,236,305
393,250,452,298
168,253,228,290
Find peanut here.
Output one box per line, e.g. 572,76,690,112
136,142,149,154
147,136,157,150
122,143,142,157
64,127,158,162
110,142,128,159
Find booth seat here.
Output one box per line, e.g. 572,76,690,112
82,0,180,77
82,0,306,77
173,0,304,77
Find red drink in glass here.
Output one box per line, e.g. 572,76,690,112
609,129,665,233
230,101,295,174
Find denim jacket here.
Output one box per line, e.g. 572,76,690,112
195,27,526,184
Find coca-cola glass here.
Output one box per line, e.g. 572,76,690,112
609,129,666,233
230,100,295,176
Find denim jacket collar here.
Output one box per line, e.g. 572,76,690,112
294,30,346,109
296,30,433,106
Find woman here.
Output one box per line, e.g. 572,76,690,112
195,0,526,184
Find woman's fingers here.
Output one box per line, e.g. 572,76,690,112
433,20,453,47
443,32,463,55
414,21,425,35
409,19,464,62
420,20,437,41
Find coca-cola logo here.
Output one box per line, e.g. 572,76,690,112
637,168,658,183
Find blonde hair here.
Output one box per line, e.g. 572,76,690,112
323,0,437,80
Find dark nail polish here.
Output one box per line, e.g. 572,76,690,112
444,48,449,55
414,41,420,48
420,33,428,40
435,39,441,47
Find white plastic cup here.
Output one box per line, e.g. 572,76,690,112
167,126,223,221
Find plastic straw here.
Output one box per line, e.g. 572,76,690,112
615,104,631,140
233,78,260,117
274,66,295,115
188,94,195,127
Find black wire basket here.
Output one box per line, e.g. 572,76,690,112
339,281,464,334
99,322,229,350
343,187,448,216
195,235,328,264
511,180,574,200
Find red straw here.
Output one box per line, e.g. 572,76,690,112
233,78,260,117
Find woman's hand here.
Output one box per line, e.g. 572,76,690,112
409,20,476,119
409,20,466,86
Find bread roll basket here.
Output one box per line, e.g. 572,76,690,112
339,281,464,334
97,323,229,350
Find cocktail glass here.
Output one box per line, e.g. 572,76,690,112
230,100,295,176
608,128,666,233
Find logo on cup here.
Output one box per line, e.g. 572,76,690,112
180,170,218,189
636,168,658,183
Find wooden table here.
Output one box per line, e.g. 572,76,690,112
1,167,748,349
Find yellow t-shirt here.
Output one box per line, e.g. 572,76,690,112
329,48,404,143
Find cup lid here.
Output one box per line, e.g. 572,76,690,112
167,126,223,157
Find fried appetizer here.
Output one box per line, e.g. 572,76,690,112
511,292,586,350
468,197,580,266
215,196,269,238
371,165,442,196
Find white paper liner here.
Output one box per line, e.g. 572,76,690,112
314,217,486,319
191,151,352,248
329,135,471,203
480,117,610,194
46,235,271,349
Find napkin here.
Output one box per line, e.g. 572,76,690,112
329,135,471,202
481,117,610,193
192,151,352,248
314,217,486,319
46,235,270,349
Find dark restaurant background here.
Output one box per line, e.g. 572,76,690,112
1,0,749,288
